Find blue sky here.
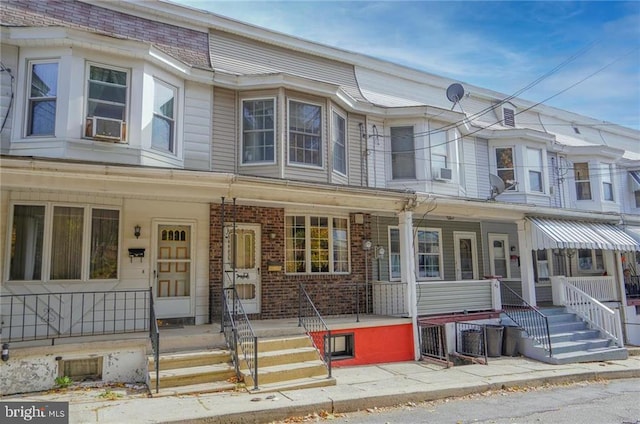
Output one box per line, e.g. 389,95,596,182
172,1,640,130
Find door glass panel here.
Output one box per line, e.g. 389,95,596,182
493,240,507,278
157,225,190,298
459,238,474,279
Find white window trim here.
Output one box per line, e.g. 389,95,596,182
25,59,59,138
151,77,178,156
601,163,614,202
84,61,130,142
488,233,511,279
284,215,350,275
453,231,478,280
414,227,444,281
286,98,324,169
388,226,401,281
240,97,277,166
389,125,416,180
494,146,518,192
5,201,121,283
526,147,544,193
331,108,348,177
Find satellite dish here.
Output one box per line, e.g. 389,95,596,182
489,173,506,200
446,83,465,103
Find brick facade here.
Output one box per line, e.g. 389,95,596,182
209,203,371,320
0,0,210,68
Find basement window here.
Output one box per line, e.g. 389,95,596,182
329,333,354,360
59,357,103,382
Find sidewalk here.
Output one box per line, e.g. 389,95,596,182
3,354,640,424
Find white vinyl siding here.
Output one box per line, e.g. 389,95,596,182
183,81,212,171
212,87,236,173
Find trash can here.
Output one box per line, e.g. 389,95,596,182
485,325,504,357
502,326,522,357
461,329,483,356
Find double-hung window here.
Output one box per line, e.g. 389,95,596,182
602,163,614,201
332,111,346,175
242,99,275,163
9,204,120,281
430,131,448,178
496,147,516,190
86,64,128,141
416,228,442,279
152,79,176,153
574,162,592,200
391,126,415,179
27,61,58,136
578,249,604,273
527,148,543,192
285,215,349,273
288,101,322,166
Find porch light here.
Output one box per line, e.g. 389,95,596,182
134,225,141,239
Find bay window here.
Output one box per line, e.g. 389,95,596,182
602,163,614,201
430,130,448,177
285,215,349,274
574,162,591,200
527,148,543,192
152,79,176,153
9,204,120,282
496,147,516,190
332,111,346,175
242,98,275,163
27,61,58,136
391,126,415,179
289,101,322,166
85,64,128,141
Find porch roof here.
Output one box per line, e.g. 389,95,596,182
527,217,640,252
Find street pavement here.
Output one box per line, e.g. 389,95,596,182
3,353,640,424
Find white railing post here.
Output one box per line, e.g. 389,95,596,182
490,278,502,311
551,275,567,306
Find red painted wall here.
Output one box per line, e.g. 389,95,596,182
314,323,414,367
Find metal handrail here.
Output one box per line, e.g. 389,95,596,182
298,283,332,378
222,287,258,390
148,288,160,394
500,283,553,356
0,289,151,343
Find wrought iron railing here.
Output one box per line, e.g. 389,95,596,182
222,287,258,390
298,283,332,378
500,283,553,356
418,322,448,364
148,288,160,394
0,289,150,343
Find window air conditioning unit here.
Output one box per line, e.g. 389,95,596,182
85,117,126,142
435,167,453,181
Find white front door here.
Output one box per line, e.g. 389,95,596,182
454,231,478,280
488,233,511,279
223,223,261,314
154,223,194,318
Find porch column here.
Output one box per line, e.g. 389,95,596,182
398,210,419,360
517,219,537,306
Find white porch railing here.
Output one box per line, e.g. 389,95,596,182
371,279,501,317
551,276,624,348
565,276,618,302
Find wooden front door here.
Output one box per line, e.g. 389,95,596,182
223,223,261,314
154,224,194,318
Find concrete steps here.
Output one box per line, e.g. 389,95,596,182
240,335,335,393
147,349,237,397
512,307,628,365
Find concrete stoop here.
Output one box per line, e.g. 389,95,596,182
514,307,628,365
240,335,336,393
147,349,238,397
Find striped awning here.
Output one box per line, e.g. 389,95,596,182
527,217,640,251
625,227,640,244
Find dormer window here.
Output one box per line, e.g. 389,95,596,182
503,107,515,127
27,61,58,136
85,64,128,142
